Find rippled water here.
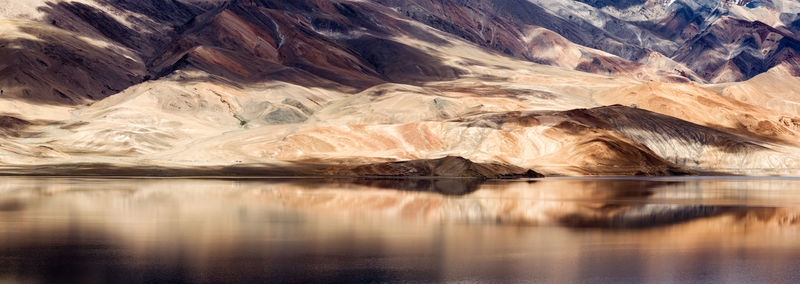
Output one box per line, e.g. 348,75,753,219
2,177,800,283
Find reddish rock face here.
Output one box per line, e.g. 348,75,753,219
3,0,467,104
8,0,800,105
4,0,800,176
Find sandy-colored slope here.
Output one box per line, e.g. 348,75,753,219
589,81,800,173
713,63,800,118
4,1,800,176
580,106,800,174
595,81,800,145
521,26,702,82
3,32,800,176
6,70,343,157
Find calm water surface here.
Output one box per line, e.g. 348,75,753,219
2,177,800,283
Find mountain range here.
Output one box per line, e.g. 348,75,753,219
2,0,800,176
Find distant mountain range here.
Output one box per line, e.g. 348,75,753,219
2,0,800,176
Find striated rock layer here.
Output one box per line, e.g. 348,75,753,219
2,0,800,176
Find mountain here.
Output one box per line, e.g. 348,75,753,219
1,0,800,176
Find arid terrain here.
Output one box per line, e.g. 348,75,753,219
3,0,800,176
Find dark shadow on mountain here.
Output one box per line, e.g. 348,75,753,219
98,0,203,24
0,27,146,105
0,0,203,105
24,0,465,101
574,0,648,9
151,0,460,89
345,36,464,84
0,116,34,137
39,1,200,56
634,5,704,42
790,17,800,34
44,2,138,49
375,0,652,62
672,17,800,82
580,105,785,152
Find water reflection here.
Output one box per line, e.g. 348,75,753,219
2,177,800,282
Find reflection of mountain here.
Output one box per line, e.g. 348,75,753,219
3,1,800,175
2,177,800,228
251,177,800,229
3,178,800,281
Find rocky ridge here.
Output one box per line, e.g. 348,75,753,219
2,0,800,176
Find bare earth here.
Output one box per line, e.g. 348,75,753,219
2,0,800,176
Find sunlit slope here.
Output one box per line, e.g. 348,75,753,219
3,0,800,176
5,38,800,175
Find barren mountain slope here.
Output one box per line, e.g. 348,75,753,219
3,0,800,176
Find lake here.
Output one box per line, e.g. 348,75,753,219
2,176,800,283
